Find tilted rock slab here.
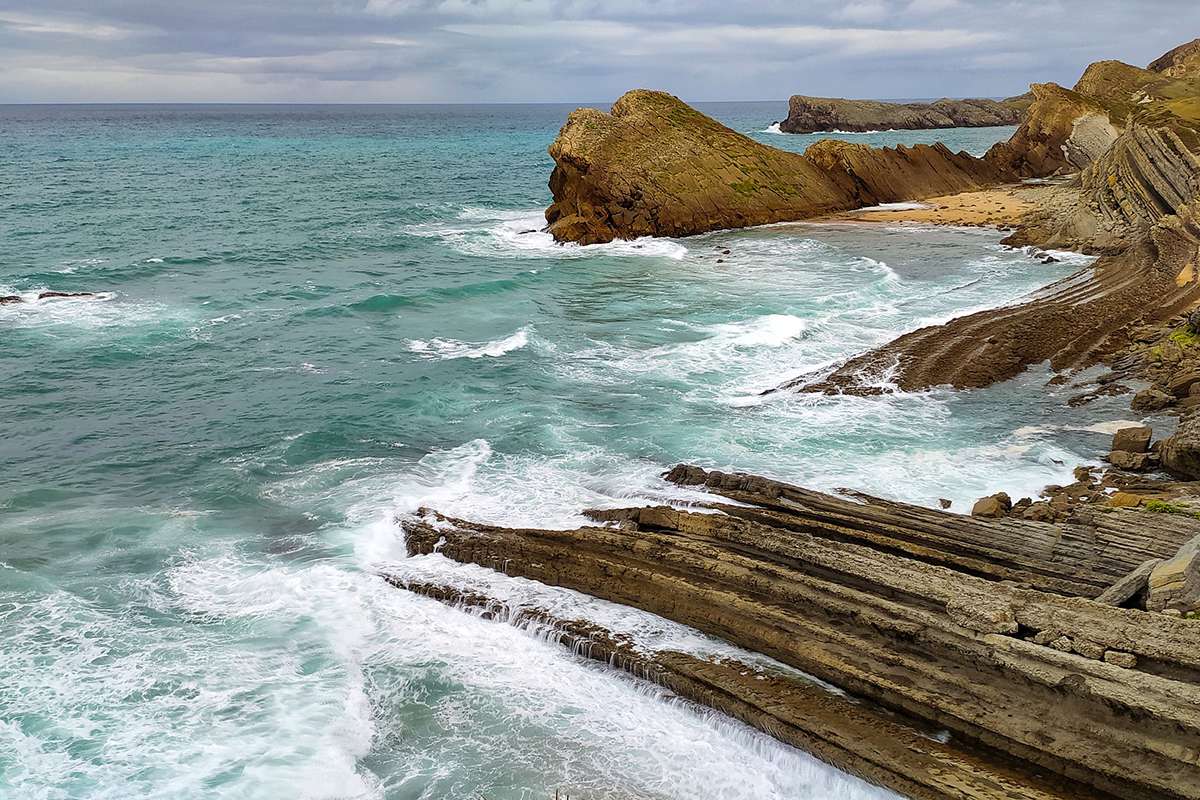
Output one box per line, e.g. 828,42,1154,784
399,466,1200,800
544,89,1011,245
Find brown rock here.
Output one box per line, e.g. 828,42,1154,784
938,498,952,509
1103,650,1138,669
0,295,22,305
1108,450,1154,471
1022,501,1056,522
1169,369,1200,397
1107,491,1144,508
971,492,1012,518
1131,387,1174,411
1111,425,1152,453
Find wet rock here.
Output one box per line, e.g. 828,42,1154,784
938,498,952,509
0,295,22,304
37,291,96,300
1111,425,1152,453
971,492,1012,518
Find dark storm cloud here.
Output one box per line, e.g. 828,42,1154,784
0,0,1197,102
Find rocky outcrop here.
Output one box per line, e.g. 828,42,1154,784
544,90,1011,244
1149,38,1200,79
778,95,1023,134
790,52,1200,394
397,465,1200,800
984,83,1116,176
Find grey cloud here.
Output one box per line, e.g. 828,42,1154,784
0,0,1197,102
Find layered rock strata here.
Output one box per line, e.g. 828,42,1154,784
543,90,1010,245
387,579,1107,800
778,95,1023,134
397,465,1200,800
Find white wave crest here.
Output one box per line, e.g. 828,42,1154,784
760,122,784,134
405,208,689,261
407,325,531,360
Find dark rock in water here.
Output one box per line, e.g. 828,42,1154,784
0,295,22,305
37,291,96,300
938,498,952,509
779,95,1024,134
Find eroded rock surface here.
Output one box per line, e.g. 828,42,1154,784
397,464,1200,800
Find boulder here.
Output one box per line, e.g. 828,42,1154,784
938,498,952,509
1022,501,1056,522
1131,387,1174,411
1111,425,1152,453
971,492,1012,518
1108,450,1154,471
1160,413,1200,480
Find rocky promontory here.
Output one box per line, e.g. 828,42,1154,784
778,95,1024,134
544,89,1009,244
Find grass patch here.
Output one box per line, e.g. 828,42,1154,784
1170,327,1200,347
1142,499,1200,519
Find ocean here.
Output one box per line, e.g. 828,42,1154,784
0,103,1141,799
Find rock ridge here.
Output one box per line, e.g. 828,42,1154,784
778,95,1024,134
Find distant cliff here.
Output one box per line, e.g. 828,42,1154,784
777,96,1024,134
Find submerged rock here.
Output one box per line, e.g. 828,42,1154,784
0,295,22,304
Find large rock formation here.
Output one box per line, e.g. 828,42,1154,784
778,95,1023,134
800,50,1200,394
394,465,1200,800
544,89,1010,244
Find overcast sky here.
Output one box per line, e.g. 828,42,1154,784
1,1,1197,103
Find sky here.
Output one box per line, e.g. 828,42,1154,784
0,1,1197,103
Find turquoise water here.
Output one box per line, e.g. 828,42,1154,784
0,103,1136,799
